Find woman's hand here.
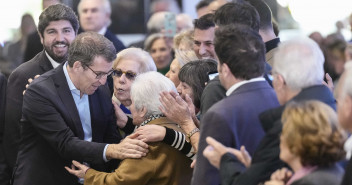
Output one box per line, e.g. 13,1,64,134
65,160,90,179
264,167,292,185
112,100,128,128
134,125,166,142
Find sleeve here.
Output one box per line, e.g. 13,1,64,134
192,111,235,185
200,79,226,118
120,117,135,135
219,153,246,185
162,127,195,159
22,83,107,165
84,147,158,185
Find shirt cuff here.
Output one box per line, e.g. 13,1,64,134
103,144,109,162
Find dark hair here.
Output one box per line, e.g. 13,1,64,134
68,32,116,68
178,59,217,109
196,0,210,11
38,4,79,38
214,24,265,80
246,0,273,31
214,2,259,32
193,13,215,30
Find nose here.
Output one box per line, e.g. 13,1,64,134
165,71,170,78
98,75,108,85
199,44,206,55
55,31,64,41
176,84,182,95
118,73,127,84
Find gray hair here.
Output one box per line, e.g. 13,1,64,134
68,31,116,67
273,37,325,91
147,11,175,34
131,71,177,118
78,0,112,26
113,47,157,73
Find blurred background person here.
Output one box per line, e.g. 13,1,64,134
145,33,174,74
2,13,36,77
78,0,125,53
24,0,61,62
264,101,346,185
66,71,193,185
0,72,9,185
196,0,211,18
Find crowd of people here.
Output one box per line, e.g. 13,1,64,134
1,0,352,185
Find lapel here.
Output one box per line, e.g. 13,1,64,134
52,64,85,139
38,51,54,73
89,90,101,141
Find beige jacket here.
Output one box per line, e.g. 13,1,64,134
84,117,193,185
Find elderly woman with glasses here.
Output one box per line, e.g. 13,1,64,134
66,71,193,185
111,48,196,160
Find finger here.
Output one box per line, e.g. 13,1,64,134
205,137,226,151
190,159,196,168
240,146,251,161
169,90,178,97
72,160,83,169
28,78,33,83
184,94,193,106
34,74,40,79
203,145,214,158
127,132,140,140
23,90,26,95
65,166,77,175
125,138,149,149
325,73,332,81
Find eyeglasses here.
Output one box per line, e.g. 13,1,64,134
111,69,137,80
84,64,114,79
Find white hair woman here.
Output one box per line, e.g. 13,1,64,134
66,71,193,185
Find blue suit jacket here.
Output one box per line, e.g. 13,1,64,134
192,81,279,185
13,63,121,185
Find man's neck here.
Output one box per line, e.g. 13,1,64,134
259,29,277,43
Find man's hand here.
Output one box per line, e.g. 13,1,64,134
112,100,128,128
203,137,229,169
134,125,166,143
227,145,251,168
105,134,149,160
65,160,90,179
23,74,40,95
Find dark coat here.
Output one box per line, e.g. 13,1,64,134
13,64,121,185
192,81,279,185
219,85,336,185
3,51,53,170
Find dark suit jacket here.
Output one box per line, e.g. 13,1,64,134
3,51,53,170
104,29,125,97
341,157,352,185
0,73,10,185
218,85,336,185
13,64,120,185
292,164,344,185
192,81,279,185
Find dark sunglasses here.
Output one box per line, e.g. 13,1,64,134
112,69,137,80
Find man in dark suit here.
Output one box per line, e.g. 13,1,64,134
0,72,10,185
13,31,148,185
78,0,126,96
3,3,80,175
191,24,279,185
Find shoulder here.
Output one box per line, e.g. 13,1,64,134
294,165,344,185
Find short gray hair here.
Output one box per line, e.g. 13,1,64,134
131,71,177,118
147,11,175,34
78,0,111,14
113,48,157,73
273,37,325,91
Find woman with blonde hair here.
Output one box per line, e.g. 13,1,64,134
265,100,346,185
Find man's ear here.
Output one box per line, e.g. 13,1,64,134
222,63,231,77
72,61,83,71
39,32,44,45
276,74,286,88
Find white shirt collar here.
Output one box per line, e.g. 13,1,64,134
45,51,61,69
226,77,265,96
98,26,107,35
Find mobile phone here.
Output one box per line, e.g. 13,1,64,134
164,13,177,37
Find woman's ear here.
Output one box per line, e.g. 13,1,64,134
139,106,148,118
